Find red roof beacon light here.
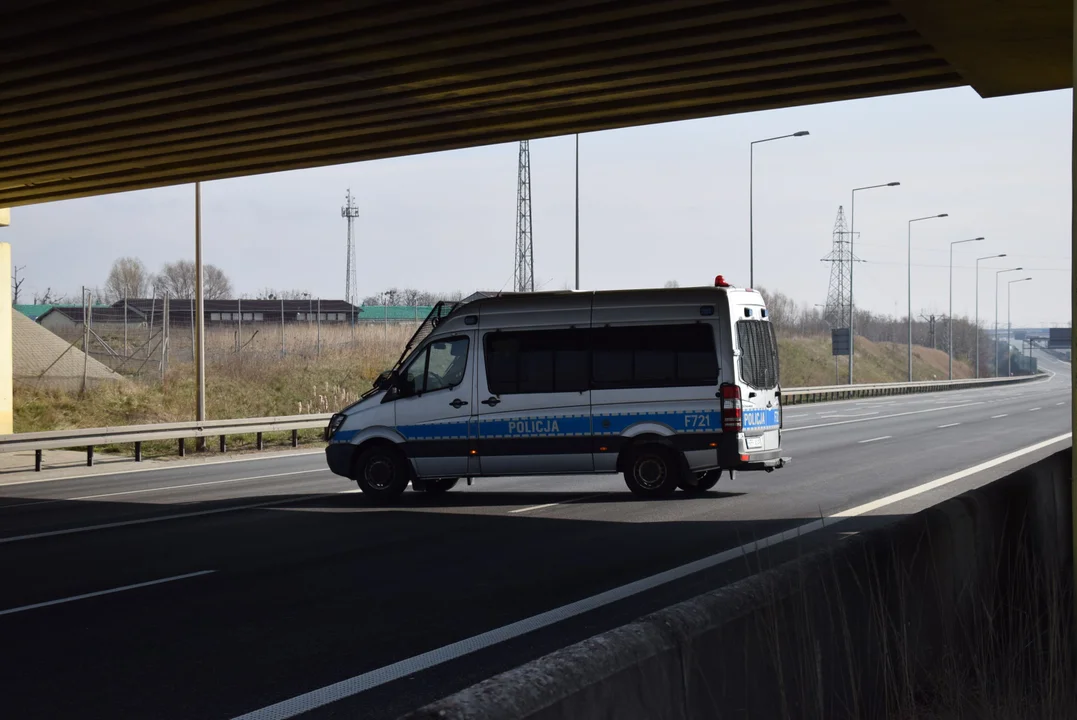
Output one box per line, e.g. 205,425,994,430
714,275,731,288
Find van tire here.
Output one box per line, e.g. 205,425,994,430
354,445,410,501
623,446,681,498
424,478,459,494
679,469,721,495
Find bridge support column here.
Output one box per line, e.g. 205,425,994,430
1071,0,1076,623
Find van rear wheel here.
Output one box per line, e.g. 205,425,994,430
679,469,721,495
623,446,680,498
354,445,410,501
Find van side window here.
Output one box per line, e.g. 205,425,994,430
737,320,780,389
484,329,590,395
592,324,717,390
400,336,470,395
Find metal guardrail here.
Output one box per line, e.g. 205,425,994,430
1,373,1046,472
0,414,332,471
781,373,1044,405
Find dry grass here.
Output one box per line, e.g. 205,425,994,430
16,325,976,440
779,335,976,386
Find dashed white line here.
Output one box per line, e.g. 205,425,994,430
510,494,602,514
1029,408,1042,412
784,401,984,433
0,490,357,545
937,423,961,429
0,570,215,617
1057,402,1066,406
858,436,891,444
991,414,1008,419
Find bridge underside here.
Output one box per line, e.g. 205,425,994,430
0,0,1069,208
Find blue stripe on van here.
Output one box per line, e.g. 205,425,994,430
743,408,781,430
593,410,722,435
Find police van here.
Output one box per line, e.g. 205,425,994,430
325,276,786,501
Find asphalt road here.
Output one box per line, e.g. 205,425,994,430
0,351,1070,720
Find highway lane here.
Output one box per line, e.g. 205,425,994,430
0,360,1069,720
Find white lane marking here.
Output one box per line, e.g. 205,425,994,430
937,423,961,429
1029,408,1042,412
0,570,215,617
818,411,879,419
0,469,329,511
0,450,324,488
857,436,891,444
992,414,1008,419
509,494,602,514
1057,402,1066,406
785,401,984,433
229,433,1073,720
0,491,357,545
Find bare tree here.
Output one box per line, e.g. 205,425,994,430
664,280,680,288
104,257,152,301
361,288,460,305
11,265,25,304
155,260,233,299
255,287,309,300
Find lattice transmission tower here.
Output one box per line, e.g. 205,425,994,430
514,140,534,292
820,205,858,330
341,189,360,317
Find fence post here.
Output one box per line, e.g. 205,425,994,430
178,437,185,457
34,449,41,472
134,441,142,462
317,298,321,357
219,435,226,453
257,432,264,451
291,429,299,447
238,297,242,353
86,445,94,467
123,290,128,358
281,297,285,357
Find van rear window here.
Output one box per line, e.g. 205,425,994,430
737,320,779,389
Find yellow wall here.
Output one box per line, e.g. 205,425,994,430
0,242,11,433
0,209,9,227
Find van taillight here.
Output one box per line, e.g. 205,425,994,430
720,384,742,432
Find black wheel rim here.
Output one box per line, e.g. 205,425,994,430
634,455,667,490
365,456,395,490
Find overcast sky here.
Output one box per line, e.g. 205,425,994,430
5,86,1071,327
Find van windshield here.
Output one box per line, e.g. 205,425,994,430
736,319,780,389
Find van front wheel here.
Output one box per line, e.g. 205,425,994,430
623,446,680,498
354,445,410,501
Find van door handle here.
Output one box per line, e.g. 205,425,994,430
450,398,468,409
481,397,500,406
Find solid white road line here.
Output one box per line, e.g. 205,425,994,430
0,450,325,488
937,423,961,429
0,491,356,545
0,570,215,617
784,401,984,433
510,494,603,514
857,436,891,444
229,432,1073,720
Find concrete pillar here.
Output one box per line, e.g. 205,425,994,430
0,241,12,434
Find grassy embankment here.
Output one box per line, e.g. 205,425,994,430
15,326,973,457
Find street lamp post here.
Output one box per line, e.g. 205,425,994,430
749,130,809,287
948,237,984,379
908,214,949,381
848,181,900,384
575,133,580,291
1007,277,1032,376
974,253,1006,378
994,267,1023,377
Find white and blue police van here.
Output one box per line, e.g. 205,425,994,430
325,276,786,501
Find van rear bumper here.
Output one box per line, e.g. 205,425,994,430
325,443,356,478
717,437,786,472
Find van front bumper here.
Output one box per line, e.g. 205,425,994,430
325,443,356,478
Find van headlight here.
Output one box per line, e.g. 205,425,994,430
326,413,346,441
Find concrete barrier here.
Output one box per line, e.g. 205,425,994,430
404,449,1073,720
